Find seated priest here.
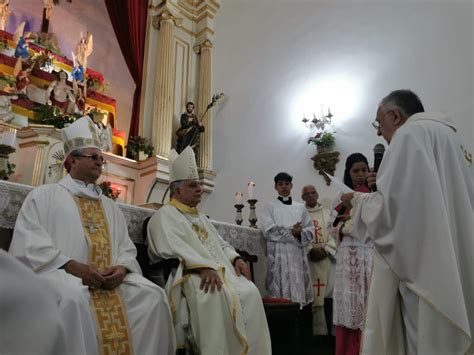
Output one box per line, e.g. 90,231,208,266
8,116,175,355
0,250,66,355
147,146,271,355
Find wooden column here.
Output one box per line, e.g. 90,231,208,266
152,10,179,158
194,40,213,169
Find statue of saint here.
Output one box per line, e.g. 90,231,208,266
175,101,204,154
46,70,75,113
0,0,9,31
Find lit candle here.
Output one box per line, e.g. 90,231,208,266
247,181,256,200
234,192,243,205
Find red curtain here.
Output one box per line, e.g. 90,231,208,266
105,0,148,138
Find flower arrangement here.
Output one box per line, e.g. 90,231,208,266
206,92,225,110
99,181,121,200
0,37,8,51
126,135,154,160
30,50,55,71
308,131,335,149
34,104,80,129
86,72,106,92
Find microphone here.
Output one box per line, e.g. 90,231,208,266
373,144,385,172
372,144,385,191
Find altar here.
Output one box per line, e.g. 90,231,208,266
0,180,268,292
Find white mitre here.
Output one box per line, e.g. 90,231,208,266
61,115,101,156
169,146,199,183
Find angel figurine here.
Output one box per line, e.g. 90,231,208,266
12,57,32,95
74,31,93,72
13,22,29,60
0,0,10,31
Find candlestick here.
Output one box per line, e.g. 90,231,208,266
234,204,244,226
247,199,258,228
247,181,255,200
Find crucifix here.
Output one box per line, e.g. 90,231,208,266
313,278,325,297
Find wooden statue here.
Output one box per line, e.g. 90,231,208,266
0,0,10,31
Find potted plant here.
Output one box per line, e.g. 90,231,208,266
98,181,121,200
126,136,154,161
308,131,335,153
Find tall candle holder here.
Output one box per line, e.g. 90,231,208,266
247,199,258,228
234,204,244,226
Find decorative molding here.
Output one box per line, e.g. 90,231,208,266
193,39,213,54
19,140,50,149
311,151,340,186
155,155,171,183
32,142,49,186
152,9,182,30
198,167,216,193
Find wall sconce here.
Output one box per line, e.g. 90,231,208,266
302,107,340,186
302,108,333,131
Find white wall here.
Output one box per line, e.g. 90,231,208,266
200,0,474,223
8,0,134,136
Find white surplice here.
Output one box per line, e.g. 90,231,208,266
147,202,271,355
260,198,314,307
306,205,336,335
350,112,474,354
0,250,67,354
9,175,175,355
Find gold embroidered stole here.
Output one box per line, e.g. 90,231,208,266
74,196,133,355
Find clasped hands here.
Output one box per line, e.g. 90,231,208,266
198,258,251,294
64,260,127,290
291,222,302,238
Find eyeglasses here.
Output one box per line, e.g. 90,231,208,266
372,110,394,130
371,120,380,130
73,154,106,164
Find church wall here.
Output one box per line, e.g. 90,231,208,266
8,0,135,137
200,0,474,224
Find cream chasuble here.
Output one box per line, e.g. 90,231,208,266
9,175,175,355
350,112,474,355
147,200,271,355
307,205,336,335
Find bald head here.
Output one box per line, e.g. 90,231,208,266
301,185,319,208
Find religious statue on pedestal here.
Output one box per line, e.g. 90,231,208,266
12,58,32,95
46,70,75,113
0,0,10,31
175,101,204,154
74,32,93,73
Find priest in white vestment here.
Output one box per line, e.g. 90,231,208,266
301,184,336,336
0,250,66,354
9,116,175,355
341,90,474,355
147,146,271,355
